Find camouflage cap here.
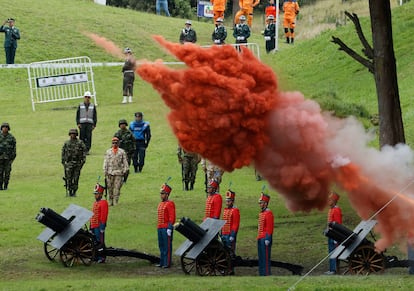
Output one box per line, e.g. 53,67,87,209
1,122,10,130
68,128,78,136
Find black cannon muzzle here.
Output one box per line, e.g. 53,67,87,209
175,217,206,243
36,207,70,233
324,222,358,247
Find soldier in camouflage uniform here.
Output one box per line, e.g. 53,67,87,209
177,145,201,191
0,123,16,190
61,128,87,197
103,137,129,206
114,119,135,183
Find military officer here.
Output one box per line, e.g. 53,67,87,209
61,128,87,197
177,145,200,191
0,18,20,64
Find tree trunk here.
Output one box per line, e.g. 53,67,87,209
369,0,405,146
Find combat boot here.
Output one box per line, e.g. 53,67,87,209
290,38,294,44
185,182,189,191
190,182,194,191
109,197,114,206
286,37,290,44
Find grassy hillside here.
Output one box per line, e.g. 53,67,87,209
1,0,414,290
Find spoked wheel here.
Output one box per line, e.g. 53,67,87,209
335,258,351,275
59,233,95,267
44,240,59,261
348,245,385,275
195,241,231,276
181,250,196,275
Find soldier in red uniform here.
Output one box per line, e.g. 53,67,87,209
221,189,240,253
326,191,342,275
157,183,176,268
90,183,109,263
204,179,223,220
257,192,274,276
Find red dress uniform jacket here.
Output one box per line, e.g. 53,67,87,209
90,199,109,228
222,207,240,235
328,206,342,224
257,208,274,239
204,193,223,220
157,200,176,229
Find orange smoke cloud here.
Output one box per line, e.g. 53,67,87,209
83,32,124,59
136,36,414,251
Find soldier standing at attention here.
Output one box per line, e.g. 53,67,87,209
122,47,136,104
233,15,250,46
0,18,20,64
129,112,151,173
204,180,223,220
76,91,97,155
156,182,176,268
177,145,200,191
179,20,197,44
90,183,108,263
221,189,240,253
61,128,87,197
103,137,129,206
0,122,16,190
257,192,274,276
212,18,227,45
114,119,135,183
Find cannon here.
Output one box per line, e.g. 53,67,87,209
175,217,303,276
324,220,414,275
36,204,159,267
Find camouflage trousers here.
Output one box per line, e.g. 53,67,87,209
181,156,199,190
63,162,83,196
0,159,13,190
106,174,123,205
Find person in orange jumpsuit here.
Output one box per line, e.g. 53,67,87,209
157,182,176,268
234,0,260,27
90,183,109,263
282,0,299,44
211,0,227,24
326,191,342,275
257,192,274,276
204,179,223,220
265,0,278,24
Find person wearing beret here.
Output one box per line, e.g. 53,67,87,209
157,183,176,268
257,192,274,276
325,191,342,275
0,18,20,64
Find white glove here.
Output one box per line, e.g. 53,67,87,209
214,39,220,44
229,236,234,242
264,36,271,41
167,229,172,236
237,36,244,41
265,240,270,246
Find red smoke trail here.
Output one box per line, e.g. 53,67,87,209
83,32,124,59
88,33,414,251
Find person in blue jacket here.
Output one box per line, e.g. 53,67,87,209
129,112,151,173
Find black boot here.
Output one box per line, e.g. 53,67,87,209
286,37,290,44
190,182,194,191
290,38,294,44
184,182,189,191
3,182,8,190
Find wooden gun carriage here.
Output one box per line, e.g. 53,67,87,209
324,220,414,274
175,217,303,276
36,204,159,267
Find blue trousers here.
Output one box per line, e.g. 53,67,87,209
221,234,237,253
257,238,272,276
158,228,173,267
328,238,337,272
156,0,170,16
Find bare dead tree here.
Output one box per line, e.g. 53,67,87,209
331,1,405,147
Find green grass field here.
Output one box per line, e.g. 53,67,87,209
1,0,414,290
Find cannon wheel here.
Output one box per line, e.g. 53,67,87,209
59,233,95,267
348,245,385,274
195,240,231,276
44,240,59,261
181,250,197,275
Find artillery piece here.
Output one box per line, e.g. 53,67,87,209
175,217,303,276
36,204,159,267
324,220,414,275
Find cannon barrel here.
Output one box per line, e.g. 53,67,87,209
324,222,358,247
175,217,206,243
36,207,71,233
